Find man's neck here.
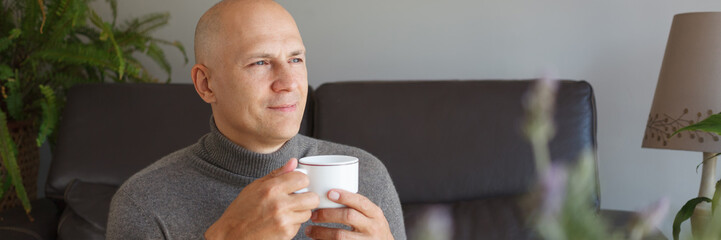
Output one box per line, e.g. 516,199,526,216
214,121,287,154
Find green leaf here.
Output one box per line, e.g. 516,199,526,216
146,42,171,82
123,12,169,35
696,153,721,173
34,43,117,70
673,197,712,240
4,78,23,121
0,174,10,200
151,38,188,64
172,41,188,64
125,57,157,83
36,85,58,147
713,180,721,215
106,0,118,27
0,109,31,215
0,28,21,52
673,113,721,137
88,9,126,81
88,8,105,30
0,64,13,80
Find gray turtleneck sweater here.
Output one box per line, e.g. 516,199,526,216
106,120,406,239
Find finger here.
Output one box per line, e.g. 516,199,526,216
267,168,311,194
311,208,371,231
267,158,298,178
289,209,313,223
327,189,383,219
288,192,320,211
305,225,363,240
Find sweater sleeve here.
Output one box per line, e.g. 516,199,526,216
358,152,407,240
106,188,166,240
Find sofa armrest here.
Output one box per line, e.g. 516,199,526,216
599,209,667,240
0,198,60,240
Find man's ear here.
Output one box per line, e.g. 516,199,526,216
191,64,216,103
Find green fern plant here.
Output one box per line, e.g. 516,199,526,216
0,0,187,219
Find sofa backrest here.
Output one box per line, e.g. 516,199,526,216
46,84,315,200
46,84,211,200
312,80,597,239
45,80,596,239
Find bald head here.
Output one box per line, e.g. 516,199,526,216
194,0,300,65
190,0,308,153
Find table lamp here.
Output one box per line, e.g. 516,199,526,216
642,12,721,235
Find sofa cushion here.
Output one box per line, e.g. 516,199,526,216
313,80,597,204
57,180,118,240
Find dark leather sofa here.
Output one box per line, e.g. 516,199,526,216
0,80,665,239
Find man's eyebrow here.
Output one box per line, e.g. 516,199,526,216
245,50,305,60
290,50,305,56
247,53,273,59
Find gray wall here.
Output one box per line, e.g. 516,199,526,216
88,0,721,238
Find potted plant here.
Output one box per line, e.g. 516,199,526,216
0,0,187,219
670,113,721,240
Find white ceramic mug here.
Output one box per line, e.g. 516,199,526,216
294,155,359,208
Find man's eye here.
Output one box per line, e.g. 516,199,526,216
254,61,267,66
291,58,302,63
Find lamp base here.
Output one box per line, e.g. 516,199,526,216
691,152,717,237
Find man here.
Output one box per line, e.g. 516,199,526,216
106,0,405,239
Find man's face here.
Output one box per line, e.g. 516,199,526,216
208,7,308,147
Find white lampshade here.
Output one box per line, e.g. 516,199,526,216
642,12,721,153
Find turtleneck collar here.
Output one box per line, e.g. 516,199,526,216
192,116,302,179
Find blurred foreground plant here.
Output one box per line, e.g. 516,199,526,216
523,78,668,240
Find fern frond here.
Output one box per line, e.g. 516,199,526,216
52,0,69,17
0,108,31,216
44,0,88,49
90,9,125,81
107,26,125,81
106,0,117,27
125,57,157,83
55,71,92,88
36,84,58,147
0,28,21,53
122,57,141,79
72,26,100,40
115,31,149,52
34,43,117,69
146,42,171,81
152,38,188,64
87,7,104,30
123,12,168,35
68,0,89,28
4,78,23,121
0,64,13,80
83,65,103,83
20,0,42,40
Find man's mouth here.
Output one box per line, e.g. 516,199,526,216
268,103,297,112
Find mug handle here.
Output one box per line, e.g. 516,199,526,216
293,168,309,194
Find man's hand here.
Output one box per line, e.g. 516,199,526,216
205,158,319,240
306,189,393,240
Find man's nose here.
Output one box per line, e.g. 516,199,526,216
271,63,298,92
